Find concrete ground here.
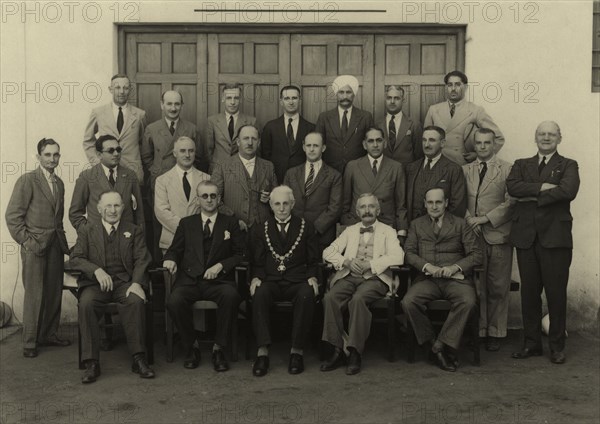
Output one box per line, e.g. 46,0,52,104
1,322,598,424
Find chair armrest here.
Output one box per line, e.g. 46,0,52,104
148,267,167,299
391,265,411,299
235,261,251,299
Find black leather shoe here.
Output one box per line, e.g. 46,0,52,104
511,347,543,359
183,348,201,369
212,350,229,372
288,353,304,375
345,349,362,375
40,336,71,347
82,360,101,384
550,351,566,364
485,337,501,352
132,355,155,378
432,350,456,372
252,355,269,377
23,348,38,358
320,350,346,372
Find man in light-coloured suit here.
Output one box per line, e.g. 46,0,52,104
206,83,256,169
142,90,202,187
211,125,277,232
321,193,404,375
463,128,515,351
83,74,147,182
283,132,342,252
377,85,423,165
402,187,482,372
424,70,504,165
5,139,70,357
154,137,211,251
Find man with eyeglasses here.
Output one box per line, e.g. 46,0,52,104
163,181,245,372
70,134,144,233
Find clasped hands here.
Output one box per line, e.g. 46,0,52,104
93,268,146,302
343,258,371,275
424,263,460,279
466,216,489,236
163,260,223,280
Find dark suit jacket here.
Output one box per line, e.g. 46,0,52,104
406,155,467,222
69,164,144,232
283,162,342,246
316,107,375,173
506,153,579,249
69,221,151,289
163,213,245,286
341,156,407,231
405,213,482,283
251,215,319,284
377,112,424,165
5,167,69,255
261,115,315,183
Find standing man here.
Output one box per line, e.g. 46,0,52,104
321,193,404,375
6,138,70,358
70,135,144,232
70,191,154,383
211,125,277,233
206,83,256,169
405,126,466,222
341,127,407,241
424,70,504,165
142,90,201,187
283,132,342,252
508,121,579,365
163,181,245,372
377,85,423,165
83,74,147,182
316,75,375,173
463,128,515,351
249,186,320,377
261,85,315,183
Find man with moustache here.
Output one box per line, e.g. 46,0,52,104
405,126,466,222
83,74,147,182
283,132,342,252
261,85,315,183
424,70,504,165
321,193,404,375
316,75,375,173
6,138,70,357
376,85,423,165
508,121,579,364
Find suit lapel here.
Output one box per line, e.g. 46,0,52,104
93,223,107,267
306,163,326,197
190,215,205,265
372,222,386,258
207,213,223,263
347,224,361,258
438,214,453,240
395,113,411,152
328,110,342,141
541,153,561,180
525,155,541,181
217,114,231,142
233,156,250,194
113,166,128,194
374,157,392,186
34,167,56,212
121,106,138,137
359,156,376,186
479,159,500,194
101,105,120,137
345,108,361,143
168,168,189,206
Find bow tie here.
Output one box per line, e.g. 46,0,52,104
360,226,374,234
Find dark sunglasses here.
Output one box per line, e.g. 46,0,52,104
199,193,218,199
102,147,123,154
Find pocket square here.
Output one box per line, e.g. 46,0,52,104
224,231,230,240
406,130,411,136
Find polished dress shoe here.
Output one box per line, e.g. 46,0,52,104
345,349,362,375
550,351,566,364
183,348,201,369
320,350,346,372
252,355,269,377
23,348,38,358
485,337,501,352
132,355,155,378
82,360,101,384
511,347,543,359
432,349,456,372
288,353,304,375
40,336,71,347
212,349,229,372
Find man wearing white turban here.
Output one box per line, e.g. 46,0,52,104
316,75,374,173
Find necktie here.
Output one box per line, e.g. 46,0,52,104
117,107,124,133
388,115,397,148
183,171,191,201
277,221,287,240
478,161,487,189
359,226,374,234
49,174,59,206
109,169,116,187
305,163,315,194
372,159,378,177
425,158,433,171
169,121,175,136
109,225,116,240
228,115,234,140
203,218,211,239
450,103,455,118
433,217,440,236
538,156,547,174
341,110,348,139
287,117,294,149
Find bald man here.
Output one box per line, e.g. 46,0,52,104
315,75,374,173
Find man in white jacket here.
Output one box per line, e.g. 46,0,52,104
321,193,404,375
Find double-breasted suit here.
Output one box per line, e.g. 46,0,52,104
376,112,424,165
206,113,256,167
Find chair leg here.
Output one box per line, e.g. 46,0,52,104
166,310,174,363
230,311,239,362
145,300,154,365
407,323,416,363
78,304,84,370
387,300,396,362
471,307,480,366
244,301,253,360
104,313,113,346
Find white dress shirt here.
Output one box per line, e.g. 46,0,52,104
304,160,322,183
239,155,256,177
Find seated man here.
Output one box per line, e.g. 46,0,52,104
70,191,154,384
163,181,244,372
321,193,404,375
401,187,482,372
249,186,319,376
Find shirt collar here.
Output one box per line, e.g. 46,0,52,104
306,159,322,167
538,151,556,162
101,163,117,178
448,99,464,108
284,113,299,121
239,155,256,166
476,155,495,166
360,220,378,229
338,105,353,116
175,165,193,178
430,213,445,225
367,155,383,166
102,219,120,234
425,153,442,162
226,111,239,120
165,117,179,127
276,216,292,225
201,212,216,223
40,166,54,181
113,102,128,112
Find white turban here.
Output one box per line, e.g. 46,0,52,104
332,75,359,95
